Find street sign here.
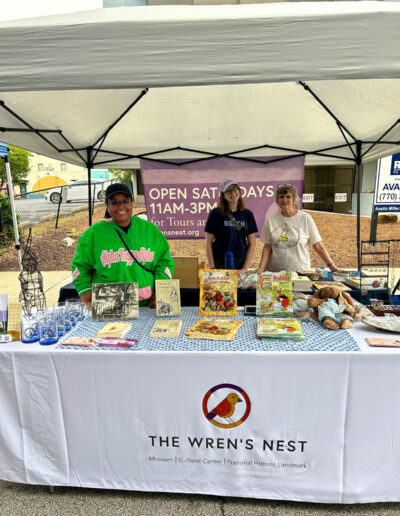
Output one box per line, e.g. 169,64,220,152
373,153,400,213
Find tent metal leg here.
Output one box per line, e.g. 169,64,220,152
356,141,362,271
4,157,23,272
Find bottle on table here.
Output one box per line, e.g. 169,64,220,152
225,251,234,270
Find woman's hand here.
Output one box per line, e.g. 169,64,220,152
257,243,272,273
328,263,345,273
148,294,156,308
80,292,92,310
312,243,345,273
205,233,215,270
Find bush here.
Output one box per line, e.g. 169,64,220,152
0,194,20,249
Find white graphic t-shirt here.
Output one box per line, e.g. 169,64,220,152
260,211,322,272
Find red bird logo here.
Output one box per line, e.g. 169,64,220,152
206,392,242,423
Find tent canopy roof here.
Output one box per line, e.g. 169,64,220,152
0,2,399,167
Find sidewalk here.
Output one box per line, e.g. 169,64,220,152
0,270,72,307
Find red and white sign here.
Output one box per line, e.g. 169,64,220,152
335,193,347,202
302,193,314,203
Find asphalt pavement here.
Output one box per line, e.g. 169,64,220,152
1,481,400,516
14,197,101,225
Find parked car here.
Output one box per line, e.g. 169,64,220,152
45,179,107,204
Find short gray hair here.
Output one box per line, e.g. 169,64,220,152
275,183,298,203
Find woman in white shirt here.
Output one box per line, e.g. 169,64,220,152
257,183,341,273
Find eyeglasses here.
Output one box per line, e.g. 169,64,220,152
107,200,132,207
224,187,238,195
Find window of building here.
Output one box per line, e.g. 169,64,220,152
38,164,43,171
61,163,67,171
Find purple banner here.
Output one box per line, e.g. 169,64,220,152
141,156,304,239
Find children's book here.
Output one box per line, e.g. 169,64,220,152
92,282,138,320
199,269,237,316
366,337,400,348
98,337,138,348
312,281,351,291
150,319,182,338
186,318,242,341
155,279,181,316
96,322,132,338
257,317,304,341
61,337,98,347
256,272,293,316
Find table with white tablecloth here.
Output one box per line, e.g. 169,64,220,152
0,307,399,503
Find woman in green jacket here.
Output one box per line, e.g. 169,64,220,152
72,183,174,309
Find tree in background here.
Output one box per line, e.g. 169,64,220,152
0,194,20,248
0,145,32,192
109,168,133,184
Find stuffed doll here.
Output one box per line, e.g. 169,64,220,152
307,286,356,330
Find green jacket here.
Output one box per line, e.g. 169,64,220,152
72,217,174,306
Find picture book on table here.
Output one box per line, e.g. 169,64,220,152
98,337,138,349
257,317,304,341
186,318,242,341
366,337,400,348
199,269,237,316
155,279,181,316
150,319,182,338
61,337,98,347
256,272,293,316
91,282,138,320
96,322,132,338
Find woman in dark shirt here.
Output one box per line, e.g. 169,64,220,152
205,179,258,272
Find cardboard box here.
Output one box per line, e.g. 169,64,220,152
172,256,200,288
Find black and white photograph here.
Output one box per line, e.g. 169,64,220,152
91,282,138,320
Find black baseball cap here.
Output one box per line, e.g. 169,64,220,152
105,183,133,201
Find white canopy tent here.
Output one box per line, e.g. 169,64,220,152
0,2,399,255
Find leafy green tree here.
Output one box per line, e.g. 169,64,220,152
0,145,32,192
109,168,133,184
0,194,20,248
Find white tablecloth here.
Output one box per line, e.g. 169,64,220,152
0,313,399,503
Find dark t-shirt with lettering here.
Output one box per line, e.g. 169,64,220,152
205,208,258,268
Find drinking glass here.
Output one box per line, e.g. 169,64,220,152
58,302,73,331
20,314,40,344
66,299,84,323
39,317,58,345
54,307,67,338
45,306,56,320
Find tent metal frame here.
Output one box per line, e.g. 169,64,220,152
0,147,22,271
1,81,400,269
